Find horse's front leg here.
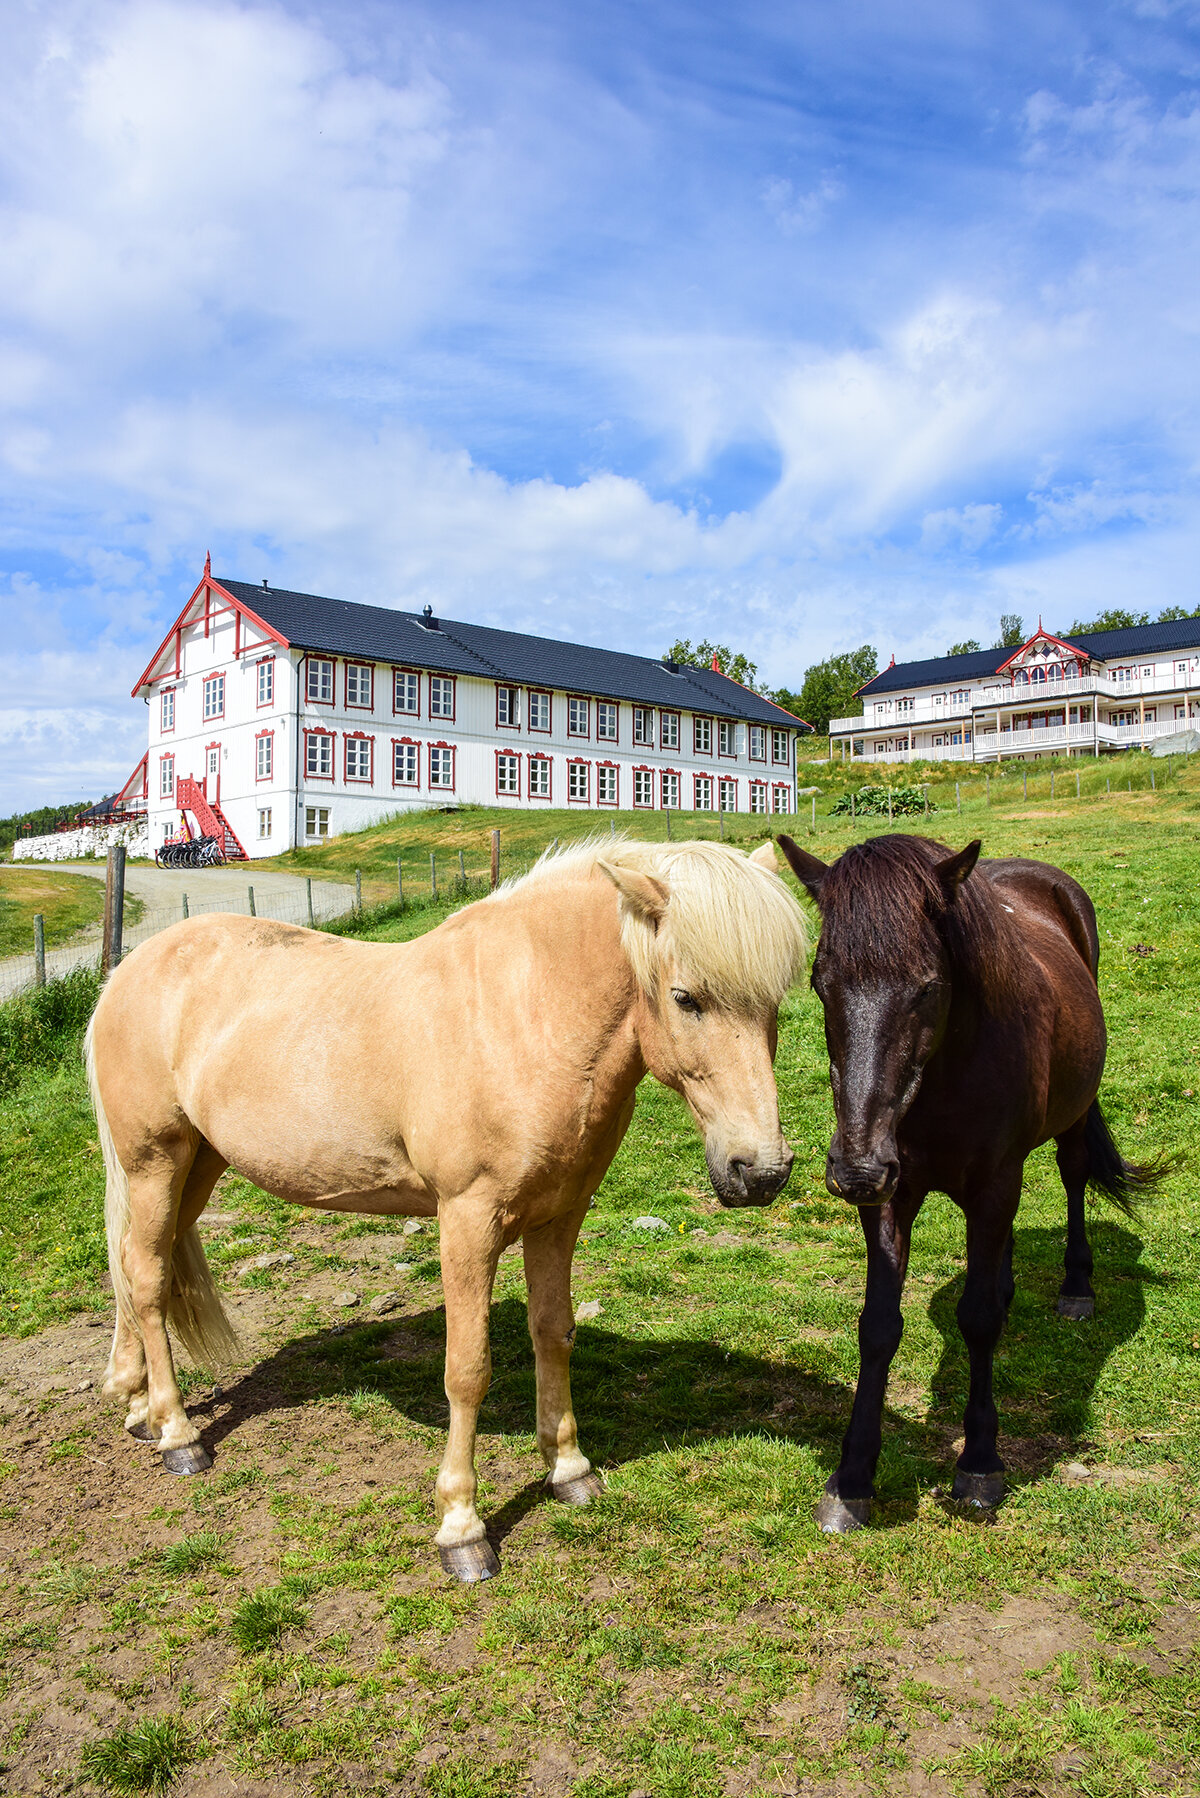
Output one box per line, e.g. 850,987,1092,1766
817,1187,924,1534
434,1198,504,1583
951,1169,1022,1508
524,1197,602,1505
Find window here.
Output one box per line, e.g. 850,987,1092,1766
528,755,551,798
771,728,790,765
567,760,590,802
749,782,767,814
160,689,175,732
346,662,373,708
633,706,653,746
951,689,969,705
497,685,520,728
255,732,273,781
393,740,419,785
693,716,712,755
257,807,272,840
718,719,736,757
694,774,713,810
307,658,334,704
933,692,947,706
1115,666,1133,683
748,725,765,761
345,734,373,782
159,754,174,798
661,769,680,809
660,710,680,749
597,701,618,742
772,785,792,814
203,674,225,720
1178,661,1189,674
1142,666,1153,678
429,675,455,720
528,690,551,732
257,659,274,707
207,744,220,784
305,806,329,839
597,764,618,805
394,669,420,715
568,696,589,737
497,752,520,796
305,730,334,779
896,697,914,714
719,779,737,812
429,744,455,788
633,767,654,808
875,701,892,716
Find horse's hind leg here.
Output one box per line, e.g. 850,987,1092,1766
524,1197,601,1505
1055,1119,1095,1320
952,1172,1022,1508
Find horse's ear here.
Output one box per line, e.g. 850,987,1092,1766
597,860,670,923
935,839,982,901
748,841,781,876
775,834,828,902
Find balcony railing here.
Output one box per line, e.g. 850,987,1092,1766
832,667,1200,737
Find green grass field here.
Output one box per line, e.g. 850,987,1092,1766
0,763,1197,1796
0,865,108,958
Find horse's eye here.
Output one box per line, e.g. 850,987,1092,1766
672,988,702,1015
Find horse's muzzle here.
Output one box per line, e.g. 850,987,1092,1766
826,1151,899,1208
709,1144,795,1208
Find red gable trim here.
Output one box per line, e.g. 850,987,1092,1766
131,568,291,697
995,627,1089,677
113,752,148,807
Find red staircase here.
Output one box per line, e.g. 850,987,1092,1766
176,776,248,862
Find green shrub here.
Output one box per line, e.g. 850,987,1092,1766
830,783,934,818
0,965,100,1095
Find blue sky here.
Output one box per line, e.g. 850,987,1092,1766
2,0,1199,808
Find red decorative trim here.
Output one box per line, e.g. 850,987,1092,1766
526,752,553,800
495,747,522,798
158,752,175,799
254,728,275,783
718,777,738,812
202,737,222,806
255,656,275,709
202,672,225,721
632,706,654,748
116,753,149,807
428,740,456,792
995,627,1090,677
344,660,374,711
596,758,619,806
595,699,620,746
567,695,590,739
717,719,737,758
428,674,457,724
392,666,422,717
303,726,335,781
495,683,521,731
305,654,336,707
391,736,420,787
632,765,655,808
659,709,681,751
160,687,176,734
748,724,767,761
131,569,289,697
693,772,714,810
527,688,552,734
566,756,591,803
343,730,375,784
660,767,681,808
692,715,713,757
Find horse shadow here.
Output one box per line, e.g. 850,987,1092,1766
182,1213,1156,1539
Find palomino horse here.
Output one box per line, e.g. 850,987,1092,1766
86,839,807,1580
777,833,1160,1531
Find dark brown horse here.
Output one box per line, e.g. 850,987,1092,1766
777,832,1160,1531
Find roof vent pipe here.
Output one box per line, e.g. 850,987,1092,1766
420,604,440,631
262,579,269,590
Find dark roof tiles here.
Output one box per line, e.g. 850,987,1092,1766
859,616,1200,697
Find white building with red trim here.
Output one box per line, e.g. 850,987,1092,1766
133,561,808,858
830,619,1200,765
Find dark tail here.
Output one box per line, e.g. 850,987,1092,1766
1083,1098,1167,1216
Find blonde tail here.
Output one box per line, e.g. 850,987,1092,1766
84,1016,239,1371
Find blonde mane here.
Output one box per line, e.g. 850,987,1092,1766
499,835,809,1012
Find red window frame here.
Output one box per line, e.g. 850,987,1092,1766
305,655,336,707
693,772,714,810
748,725,766,761
428,675,457,724
159,753,175,798
344,661,374,711
343,731,374,784
772,782,792,813
632,765,655,808
567,695,590,739
660,768,681,809
749,780,768,814
596,700,619,745
160,687,176,734
632,706,653,747
495,748,521,797
527,689,552,734
692,715,713,757
596,760,619,806
428,740,456,792
771,728,791,766
254,728,275,783
392,737,420,787
718,778,738,812
256,657,275,709
392,667,421,717
717,719,736,758
527,752,553,799
566,757,591,803
202,672,225,721
304,727,335,781
495,684,521,730
659,709,681,751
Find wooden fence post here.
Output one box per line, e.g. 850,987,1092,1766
955,783,961,814
397,860,403,909
431,853,438,900
182,892,189,919
490,830,500,891
248,885,256,917
306,877,314,927
101,844,126,976
986,773,990,804
1050,771,1055,799
1023,770,1028,799
33,915,45,988
355,868,362,913
665,808,672,840
458,850,466,886
1076,771,1081,798
811,794,817,832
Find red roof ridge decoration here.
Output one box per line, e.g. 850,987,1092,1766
994,624,1089,677
711,652,722,672
131,564,290,696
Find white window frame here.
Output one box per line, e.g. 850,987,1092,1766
528,689,551,733
749,781,767,815
497,685,520,728
661,769,680,809
748,725,765,761
632,706,653,746
719,779,737,812
429,675,456,721
255,732,273,781
527,754,551,798
633,767,654,808
771,728,790,766
256,659,274,707
306,657,335,705
660,710,680,750
597,764,618,806
429,743,455,789
203,673,225,720
567,759,590,802
497,751,520,796
568,696,590,738
393,740,419,786
346,662,373,709
718,719,735,757
693,716,712,756
772,784,792,814
694,773,713,810
596,701,618,742
159,754,174,798
160,688,175,732
305,806,329,839
344,733,373,783
394,669,420,715
257,806,272,840
305,730,334,780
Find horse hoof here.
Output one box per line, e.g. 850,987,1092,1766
1056,1294,1095,1320
951,1469,1005,1508
161,1443,212,1476
439,1540,500,1583
813,1491,870,1533
550,1472,605,1506
127,1421,159,1442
